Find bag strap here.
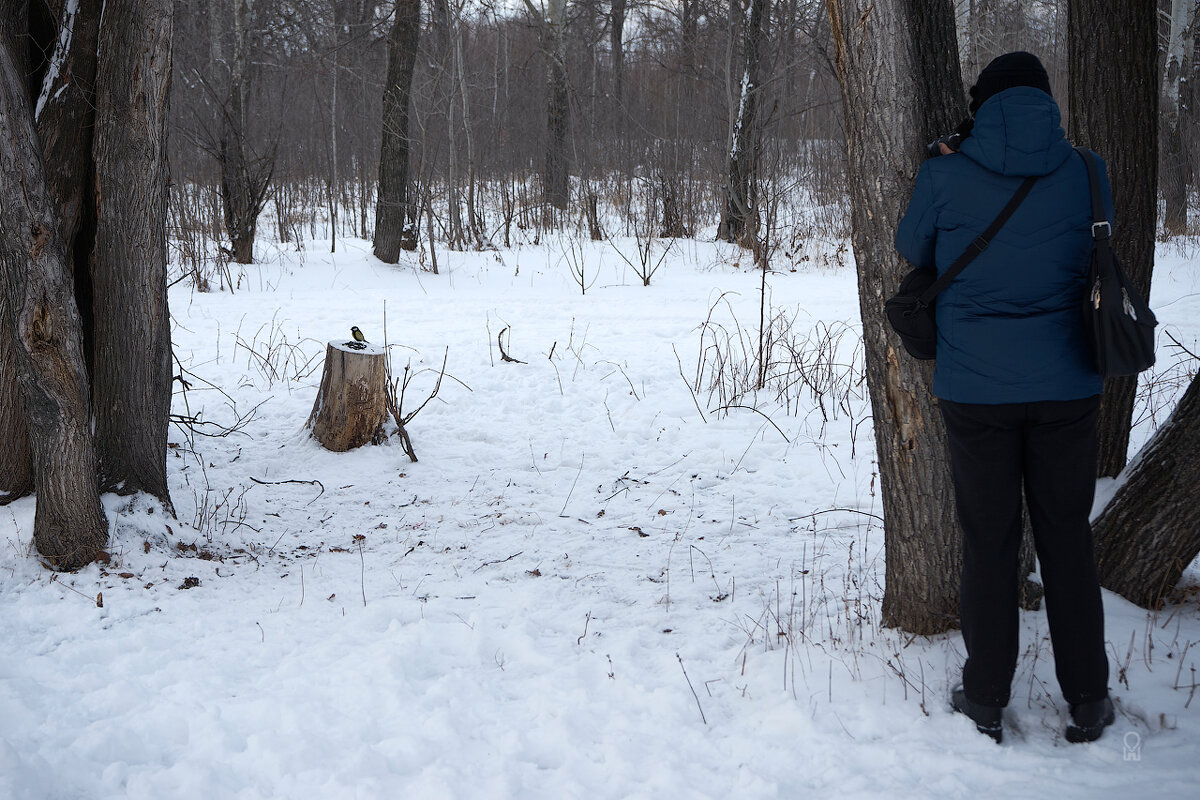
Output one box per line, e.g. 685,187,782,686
1073,146,1111,243
915,174,1039,308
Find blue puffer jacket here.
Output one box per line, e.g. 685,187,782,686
895,86,1111,404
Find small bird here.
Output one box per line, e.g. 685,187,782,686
351,326,368,343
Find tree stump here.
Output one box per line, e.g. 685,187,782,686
307,340,389,451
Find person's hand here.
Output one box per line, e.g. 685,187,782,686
938,141,955,155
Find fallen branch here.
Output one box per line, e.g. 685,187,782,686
677,653,707,725
498,326,526,364
249,476,326,504
473,551,523,573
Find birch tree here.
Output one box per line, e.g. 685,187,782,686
1160,0,1197,235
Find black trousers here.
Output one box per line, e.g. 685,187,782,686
940,395,1109,708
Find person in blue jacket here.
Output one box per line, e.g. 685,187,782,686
896,52,1115,744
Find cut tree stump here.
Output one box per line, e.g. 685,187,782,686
307,340,389,451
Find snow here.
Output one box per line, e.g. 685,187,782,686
34,0,79,122
2,232,1199,798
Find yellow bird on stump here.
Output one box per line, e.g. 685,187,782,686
351,326,368,343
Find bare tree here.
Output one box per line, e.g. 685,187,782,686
90,0,175,507
1068,0,1159,477
522,0,571,210
373,0,422,261
3,0,106,507
217,0,275,265
719,0,769,247
610,0,627,107
0,24,108,568
825,0,967,633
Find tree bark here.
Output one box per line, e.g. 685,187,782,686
1068,0,1158,477
0,34,108,568
0,286,32,502
1160,0,1196,236
1093,371,1200,608
34,0,100,266
512,1,572,211
307,341,390,451
457,21,481,245
0,0,33,503
429,0,465,247
218,0,272,265
34,0,101,378
373,0,421,262
825,0,967,634
4,0,98,503
610,0,627,107
719,0,768,247
532,0,571,210
330,6,340,254
90,0,174,509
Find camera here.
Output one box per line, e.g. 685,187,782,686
926,132,963,158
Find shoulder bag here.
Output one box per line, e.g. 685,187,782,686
1074,147,1157,377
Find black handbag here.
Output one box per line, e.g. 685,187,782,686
1074,147,1157,377
886,175,1038,360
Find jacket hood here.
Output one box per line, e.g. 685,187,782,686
956,86,1073,176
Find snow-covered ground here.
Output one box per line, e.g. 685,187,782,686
2,232,1198,799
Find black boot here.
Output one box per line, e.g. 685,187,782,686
952,687,1003,743
1066,696,1115,743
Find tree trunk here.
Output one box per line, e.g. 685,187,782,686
1068,0,1158,477
307,341,390,452
610,0,626,107
373,0,421,262
0,34,108,569
719,0,768,246
826,0,967,634
543,0,570,210
955,0,979,83
90,0,174,509
34,0,100,383
444,7,464,248
35,0,100,265
0,2,34,504
1093,371,1200,608
5,0,98,505
1160,0,1196,236
0,2,28,504
457,22,481,246
219,0,269,265
330,6,339,254
0,270,32,504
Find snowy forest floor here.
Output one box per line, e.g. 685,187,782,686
2,233,1199,799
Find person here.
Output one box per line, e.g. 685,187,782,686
894,51,1115,744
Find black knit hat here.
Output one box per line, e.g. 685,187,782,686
969,51,1052,115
